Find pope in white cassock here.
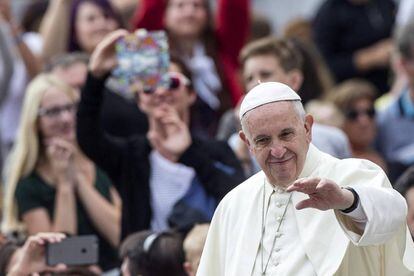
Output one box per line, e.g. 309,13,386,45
196,82,414,276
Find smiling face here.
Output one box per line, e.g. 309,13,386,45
165,0,208,40
75,1,119,53
37,86,77,143
240,101,312,187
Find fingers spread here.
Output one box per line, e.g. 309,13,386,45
286,177,321,194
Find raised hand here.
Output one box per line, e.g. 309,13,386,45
8,233,67,276
147,106,192,162
89,29,129,78
44,138,77,184
286,177,355,211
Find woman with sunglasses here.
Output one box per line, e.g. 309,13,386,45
131,0,250,137
76,30,245,239
331,79,387,171
2,74,122,271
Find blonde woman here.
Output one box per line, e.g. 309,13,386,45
2,74,121,271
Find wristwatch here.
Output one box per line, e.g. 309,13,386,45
340,187,359,213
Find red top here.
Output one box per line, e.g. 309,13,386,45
131,0,250,106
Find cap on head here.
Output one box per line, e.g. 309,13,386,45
239,82,302,120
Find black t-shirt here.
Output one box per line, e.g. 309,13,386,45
15,168,119,270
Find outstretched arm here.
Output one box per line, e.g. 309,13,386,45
77,30,132,184
39,0,71,63
287,175,407,245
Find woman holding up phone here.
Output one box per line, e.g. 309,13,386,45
76,30,245,239
2,74,122,271
132,0,250,137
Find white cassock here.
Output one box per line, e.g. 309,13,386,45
197,144,414,276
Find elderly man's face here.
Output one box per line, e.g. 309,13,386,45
240,101,312,187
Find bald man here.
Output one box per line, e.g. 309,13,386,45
197,83,414,276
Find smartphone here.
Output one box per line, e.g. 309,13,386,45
46,235,99,266
112,29,170,97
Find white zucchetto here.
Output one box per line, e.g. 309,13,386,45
239,82,301,120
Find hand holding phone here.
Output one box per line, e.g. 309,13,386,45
112,29,170,96
46,235,99,266
8,233,67,275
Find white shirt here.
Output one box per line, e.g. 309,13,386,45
197,144,413,276
149,150,195,231
251,180,368,275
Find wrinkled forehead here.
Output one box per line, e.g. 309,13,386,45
241,101,301,136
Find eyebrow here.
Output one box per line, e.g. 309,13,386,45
253,135,270,143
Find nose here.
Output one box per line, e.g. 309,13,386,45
153,86,169,96
356,112,373,126
58,109,75,121
269,144,287,159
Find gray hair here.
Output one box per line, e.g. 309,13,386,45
241,100,306,137
46,52,89,71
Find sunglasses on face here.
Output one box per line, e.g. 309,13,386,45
345,108,376,121
38,102,78,118
142,73,191,95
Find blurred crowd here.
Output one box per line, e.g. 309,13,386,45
0,0,414,275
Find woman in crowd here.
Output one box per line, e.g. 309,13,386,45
40,0,148,138
2,74,121,271
41,0,122,61
331,79,387,171
77,30,244,239
132,0,250,137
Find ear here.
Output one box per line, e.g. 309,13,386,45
288,70,304,92
183,261,194,276
304,114,313,143
239,130,251,148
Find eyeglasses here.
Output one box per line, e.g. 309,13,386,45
38,103,78,118
345,108,376,121
142,72,191,94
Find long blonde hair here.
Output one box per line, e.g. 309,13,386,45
2,73,78,233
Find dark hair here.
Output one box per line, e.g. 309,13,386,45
68,0,123,52
0,240,19,275
120,231,186,276
395,166,414,197
21,0,49,33
170,54,194,91
288,38,334,104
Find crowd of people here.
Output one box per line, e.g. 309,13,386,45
0,0,414,275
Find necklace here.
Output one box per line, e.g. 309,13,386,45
260,178,293,276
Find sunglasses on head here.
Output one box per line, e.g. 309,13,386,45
345,108,376,121
142,72,191,94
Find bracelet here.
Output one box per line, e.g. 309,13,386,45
340,187,359,213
